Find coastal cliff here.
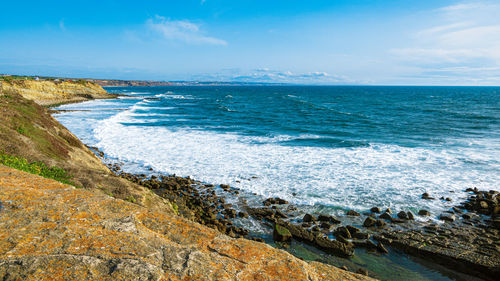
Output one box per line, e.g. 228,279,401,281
0,81,370,280
0,79,115,106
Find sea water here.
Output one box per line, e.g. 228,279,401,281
54,86,500,216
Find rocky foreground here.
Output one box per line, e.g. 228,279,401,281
0,165,373,281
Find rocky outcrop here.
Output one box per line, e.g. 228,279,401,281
0,80,115,106
0,166,373,281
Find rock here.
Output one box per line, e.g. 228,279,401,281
346,210,360,216
0,166,370,281
340,266,348,271
238,211,248,218
407,211,415,220
384,208,392,214
247,208,275,220
274,210,288,219
418,209,431,216
370,207,381,213
422,192,435,200
313,236,355,257
273,224,292,242
263,197,288,205
346,225,361,234
363,217,377,227
356,268,369,276
397,211,408,220
303,213,317,222
353,232,370,239
376,219,386,227
320,222,333,230
439,214,456,222
376,242,389,254
379,212,392,221
317,214,341,224
334,227,352,239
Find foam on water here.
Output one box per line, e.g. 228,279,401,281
88,106,499,216
54,87,500,218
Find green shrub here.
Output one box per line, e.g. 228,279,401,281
0,152,73,185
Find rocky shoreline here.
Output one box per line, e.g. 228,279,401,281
98,154,499,280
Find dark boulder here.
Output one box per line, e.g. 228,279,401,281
418,209,431,216
346,210,360,216
397,211,409,220
303,213,317,222
363,217,377,227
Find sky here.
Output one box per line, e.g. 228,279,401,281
0,0,499,85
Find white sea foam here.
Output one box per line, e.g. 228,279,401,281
87,108,500,216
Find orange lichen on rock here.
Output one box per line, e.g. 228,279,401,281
0,165,374,280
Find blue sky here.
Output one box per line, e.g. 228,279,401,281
1,0,499,85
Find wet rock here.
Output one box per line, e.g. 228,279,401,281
263,197,288,205
283,222,354,257
376,219,386,227
407,211,415,220
370,207,381,213
422,192,435,200
274,210,288,219
353,232,370,239
238,211,248,218
273,224,292,242
356,268,369,276
418,209,431,216
397,211,408,220
334,226,352,239
363,217,377,227
247,208,275,221
317,214,341,224
313,236,355,257
303,213,317,222
320,222,333,230
376,242,388,254
346,225,361,235
439,214,456,222
379,212,392,221
346,210,360,216
384,208,392,214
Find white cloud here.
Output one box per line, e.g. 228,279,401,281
189,69,350,84
390,1,500,83
147,16,226,46
230,69,348,84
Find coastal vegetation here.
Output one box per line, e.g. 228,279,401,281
0,151,73,185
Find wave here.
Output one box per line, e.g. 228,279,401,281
92,109,500,216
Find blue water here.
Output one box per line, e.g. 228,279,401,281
54,86,500,218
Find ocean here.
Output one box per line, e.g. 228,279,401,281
54,86,500,216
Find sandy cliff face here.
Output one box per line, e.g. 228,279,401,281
0,166,373,281
0,80,114,105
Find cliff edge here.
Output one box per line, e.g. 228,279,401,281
0,79,115,106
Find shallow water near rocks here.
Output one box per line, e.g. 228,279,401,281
53,86,500,280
